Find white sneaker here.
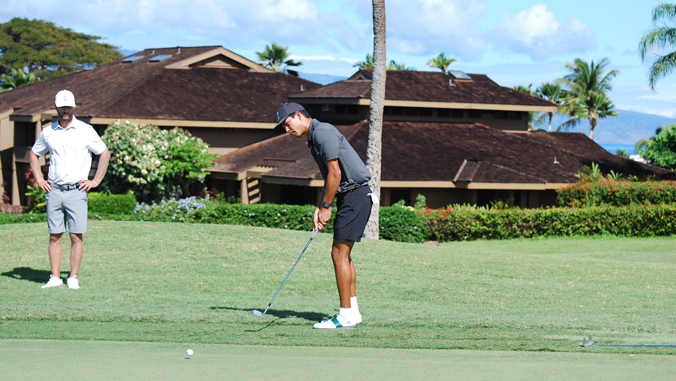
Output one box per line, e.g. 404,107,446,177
353,310,362,324
67,276,80,290
41,275,63,289
313,314,357,329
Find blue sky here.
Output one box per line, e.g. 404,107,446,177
2,0,674,118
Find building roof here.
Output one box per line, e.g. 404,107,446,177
211,121,674,185
289,69,556,112
0,46,320,125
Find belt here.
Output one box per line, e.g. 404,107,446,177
53,183,80,191
337,182,369,194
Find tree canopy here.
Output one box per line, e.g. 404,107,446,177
639,124,676,170
639,3,676,89
255,42,302,77
557,58,619,140
0,18,122,81
426,52,456,72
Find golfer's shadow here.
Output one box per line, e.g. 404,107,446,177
1,267,66,283
211,306,327,326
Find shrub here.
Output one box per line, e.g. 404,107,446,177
380,204,429,243
424,204,676,242
102,120,217,202
557,179,676,207
88,192,137,215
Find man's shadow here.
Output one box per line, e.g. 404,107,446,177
1,267,67,284
211,307,328,332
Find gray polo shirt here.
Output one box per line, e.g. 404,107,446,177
307,119,371,193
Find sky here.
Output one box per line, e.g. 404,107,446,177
2,0,675,118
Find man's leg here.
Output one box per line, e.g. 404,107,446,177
331,240,355,308
69,233,84,278
48,233,64,278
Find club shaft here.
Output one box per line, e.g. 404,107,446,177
262,231,317,312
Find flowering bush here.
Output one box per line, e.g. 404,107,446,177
556,179,676,207
102,120,217,202
134,196,210,222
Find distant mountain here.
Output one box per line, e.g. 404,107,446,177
299,72,347,85
541,109,676,145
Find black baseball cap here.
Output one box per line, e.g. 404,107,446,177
274,102,306,131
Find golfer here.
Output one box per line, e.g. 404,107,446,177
29,90,110,290
275,102,374,329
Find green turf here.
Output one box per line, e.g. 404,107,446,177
1,221,675,355
2,339,675,381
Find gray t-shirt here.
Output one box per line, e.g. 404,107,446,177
307,119,371,193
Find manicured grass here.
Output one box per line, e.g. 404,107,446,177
2,339,676,381
1,221,675,355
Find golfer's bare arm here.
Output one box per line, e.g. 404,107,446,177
315,159,340,230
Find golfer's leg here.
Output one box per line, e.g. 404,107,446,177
349,257,357,298
69,233,84,278
332,241,355,308
49,233,63,278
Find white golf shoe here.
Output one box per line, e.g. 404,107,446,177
41,275,63,289
67,276,80,290
313,314,357,330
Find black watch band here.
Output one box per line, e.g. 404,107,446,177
321,201,332,209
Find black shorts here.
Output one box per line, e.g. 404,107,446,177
334,185,373,242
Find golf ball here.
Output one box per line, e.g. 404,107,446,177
186,349,193,356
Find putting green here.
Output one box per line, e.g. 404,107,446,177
1,339,674,380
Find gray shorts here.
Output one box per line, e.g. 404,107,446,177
46,185,88,234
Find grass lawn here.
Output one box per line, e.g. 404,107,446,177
1,221,675,356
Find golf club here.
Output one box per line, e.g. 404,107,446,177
252,229,318,317
582,335,676,348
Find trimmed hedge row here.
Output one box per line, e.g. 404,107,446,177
88,192,137,215
557,180,676,207
425,204,676,242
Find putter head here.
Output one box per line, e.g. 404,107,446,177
582,335,594,347
251,310,264,316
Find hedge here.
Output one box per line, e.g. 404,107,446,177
425,204,676,242
557,180,676,207
88,192,137,215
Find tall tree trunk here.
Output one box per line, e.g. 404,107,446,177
548,112,553,132
364,0,386,240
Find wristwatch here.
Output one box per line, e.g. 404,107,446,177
320,201,333,210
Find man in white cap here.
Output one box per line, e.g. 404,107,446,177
29,90,110,289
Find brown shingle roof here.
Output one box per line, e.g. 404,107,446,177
211,121,674,184
290,69,554,108
0,46,320,122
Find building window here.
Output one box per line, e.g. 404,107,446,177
389,107,404,116
348,105,358,114
405,107,418,116
451,109,464,118
468,110,481,118
336,104,346,114
438,109,450,117
419,108,433,117
481,111,494,119
508,111,522,120
494,111,508,119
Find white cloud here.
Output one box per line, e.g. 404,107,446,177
386,0,487,60
490,4,595,60
291,55,359,65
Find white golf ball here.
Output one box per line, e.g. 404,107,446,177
186,349,193,356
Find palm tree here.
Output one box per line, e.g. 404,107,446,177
0,68,37,92
426,52,457,72
535,82,565,132
364,0,386,240
513,84,538,130
255,42,302,77
354,53,374,69
558,58,618,140
639,3,676,89
387,60,413,70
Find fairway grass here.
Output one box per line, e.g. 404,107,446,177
1,221,675,355
2,339,675,381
